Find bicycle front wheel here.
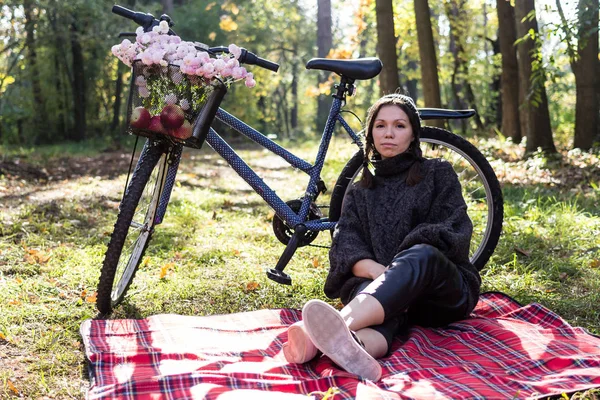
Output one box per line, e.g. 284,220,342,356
329,126,503,271
96,140,169,315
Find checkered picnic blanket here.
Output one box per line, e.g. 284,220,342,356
81,292,600,399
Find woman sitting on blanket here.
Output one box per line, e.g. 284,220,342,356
282,94,481,382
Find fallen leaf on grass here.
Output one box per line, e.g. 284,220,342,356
85,292,97,303
160,263,175,279
245,281,260,291
515,247,531,257
7,380,19,395
312,257,320,268
590,259,599,268
22,246,52,265
0,332,5,341
142,256,151,268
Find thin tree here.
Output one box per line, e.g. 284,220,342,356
556,0,599,150
514,0,556,154
24,0,49,143
70,16,87,141
316,0,332,130
414,0,444,128
496,0,521,142
444,0,484,131
375,0,400,95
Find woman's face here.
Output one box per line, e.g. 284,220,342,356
371,105,414,159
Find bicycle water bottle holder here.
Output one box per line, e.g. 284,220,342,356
267,224,308,285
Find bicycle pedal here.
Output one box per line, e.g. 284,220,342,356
266,268,292,285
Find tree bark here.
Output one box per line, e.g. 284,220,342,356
317,0,332,130
572,0,599,149
414,0,444,128
445,0,484,131
375,0,400,95
291,43,299,131
70,20,87,141
162,0,174,15
23,0,49,142
496,0,521,142
111,63,125,134
514,0,556,154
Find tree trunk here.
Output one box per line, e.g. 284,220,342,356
497,0,521,142
414,0,444,128
317,0,332,130
514,0,556,154
572,0,599,149
375,0,400,95
70,20,87,141
406,59,418,102
444,0,484,131
162,0,174,15
111,63,125,134
291,44,299,131
23,0,48,142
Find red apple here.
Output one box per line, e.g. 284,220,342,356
160,104,185,129
170,120,193,140
130,106,151,129
148,116,167,134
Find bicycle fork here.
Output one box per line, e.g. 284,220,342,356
145,142,183,227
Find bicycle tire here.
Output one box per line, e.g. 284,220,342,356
96,140,167,315
329,126,503,271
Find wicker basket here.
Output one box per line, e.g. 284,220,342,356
126,60,226,148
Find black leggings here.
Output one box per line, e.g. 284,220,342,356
346,244,474,352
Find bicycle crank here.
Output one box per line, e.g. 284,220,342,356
272,199,322,247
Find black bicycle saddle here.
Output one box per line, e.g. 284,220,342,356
305,57,382,80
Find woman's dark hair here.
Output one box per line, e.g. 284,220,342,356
359,94,424,188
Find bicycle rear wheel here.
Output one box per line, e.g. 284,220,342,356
329,126,503,271
96,140,168,315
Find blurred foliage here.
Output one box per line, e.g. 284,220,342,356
0,0,587,148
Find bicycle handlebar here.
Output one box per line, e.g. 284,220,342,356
112,4,279,73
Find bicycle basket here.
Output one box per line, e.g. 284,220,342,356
126,60,227,149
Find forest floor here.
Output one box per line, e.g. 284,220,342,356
0,135,599,399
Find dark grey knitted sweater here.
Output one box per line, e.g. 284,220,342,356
326,153,481,309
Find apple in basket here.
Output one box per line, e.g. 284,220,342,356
130,106,151,129
148,116,168,135
171,120,193,140
160,104,185,130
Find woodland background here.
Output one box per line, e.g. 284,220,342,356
0,0,598,153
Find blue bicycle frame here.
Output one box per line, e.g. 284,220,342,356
203,96,361,232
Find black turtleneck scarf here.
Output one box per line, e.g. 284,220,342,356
326,153,481,310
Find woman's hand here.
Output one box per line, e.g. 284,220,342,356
352,259,387,280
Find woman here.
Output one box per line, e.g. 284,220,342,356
282,94,481,382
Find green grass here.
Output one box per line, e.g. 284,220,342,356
0,135,599,398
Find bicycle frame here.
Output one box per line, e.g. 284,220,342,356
205,96,361,231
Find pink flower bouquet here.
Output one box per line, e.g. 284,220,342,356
112,21,255,140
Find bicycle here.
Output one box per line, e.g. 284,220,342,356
96,5,504,315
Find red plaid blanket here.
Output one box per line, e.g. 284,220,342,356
81,292,600,399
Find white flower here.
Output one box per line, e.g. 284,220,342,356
138,86,150,98
140,33,152,44
212,58,226,72
159,20,170,34
136,27,144,36
245,78,256,88
135,76,147,86
165,93,177,105
180,99,190,110
228,44,242,59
